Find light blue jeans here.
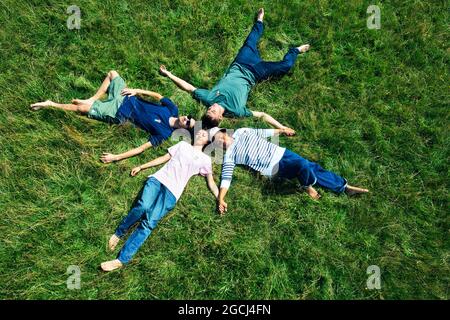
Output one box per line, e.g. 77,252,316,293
115,177,176,264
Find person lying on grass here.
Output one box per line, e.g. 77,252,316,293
159,7,309,132
30,70,196,163
209,127,369,215
101,129,219,271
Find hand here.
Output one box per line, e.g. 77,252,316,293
281,127,296,136
159,65,171,77
130,166,141,176
100,153,118,163
218,199,228,215
121,88,139,96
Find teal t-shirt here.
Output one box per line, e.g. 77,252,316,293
192,63,256,118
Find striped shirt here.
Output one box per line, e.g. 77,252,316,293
220,128,286,189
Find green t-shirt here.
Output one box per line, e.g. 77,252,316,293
192,63,256,118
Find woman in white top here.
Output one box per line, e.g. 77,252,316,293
101,129,218,271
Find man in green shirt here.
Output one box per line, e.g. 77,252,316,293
159,8,310,133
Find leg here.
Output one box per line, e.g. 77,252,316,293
113,178,162,240
101,178,165,272
309,162,347,194
276,149,321,199
252,47,301,81
31,70,120,113
72,70,120,105
116,184,176,265
234,20,264,67
30,100,91,113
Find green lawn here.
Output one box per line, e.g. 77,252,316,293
0,0,448,299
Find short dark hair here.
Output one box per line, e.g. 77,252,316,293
201,114,220,129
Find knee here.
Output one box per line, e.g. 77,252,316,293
108,70,119,79
282,59,295,71
298,167,316,187
140,219,157,232
135,199,152,213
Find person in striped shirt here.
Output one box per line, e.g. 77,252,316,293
209,127,369,214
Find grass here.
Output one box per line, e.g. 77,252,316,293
0,0,448,299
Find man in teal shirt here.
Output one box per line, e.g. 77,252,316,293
159,8,310,133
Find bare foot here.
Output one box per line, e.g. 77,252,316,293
257,8,264,21
100,259,123,272
297,44,310,53
159,65,171,77
108,234,120,251
30,100,55,111
345,185,369,196
305,186,321,200
72,98,94,106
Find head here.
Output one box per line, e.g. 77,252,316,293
176,115,196,130
193,129,211,148
210,128,233,150
201,114,220,130
206,103,224,122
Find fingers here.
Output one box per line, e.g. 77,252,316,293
218,202,228,214
121,88,135,96
159,65,170,76
100,153,113,163
284,128,296,136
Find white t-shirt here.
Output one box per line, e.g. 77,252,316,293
151,141,213,201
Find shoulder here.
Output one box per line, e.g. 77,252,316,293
170,140,190,151
177,140,191,148
234,128,251,136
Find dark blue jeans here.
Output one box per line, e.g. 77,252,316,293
277,149,347,193
234,21,301,82
115,177,177,264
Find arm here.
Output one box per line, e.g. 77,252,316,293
206,173,219,199
251,111,296,136
130,153,172,176
159,65,197,93
121,88,163,101
217,152,236,214
100,142,152,163
218,187,229,215
251,128,294,138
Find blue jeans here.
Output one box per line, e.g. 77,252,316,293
234,21,301,81
277,149,347,193
115,177,177,264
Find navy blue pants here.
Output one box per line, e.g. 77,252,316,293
276,149,347,193
234,21,301,82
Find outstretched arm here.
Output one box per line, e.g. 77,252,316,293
206,174,219,199
130,153,172,176
159,65,197,93
121,88,163,101
101,142,152,163
251,110,296,136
